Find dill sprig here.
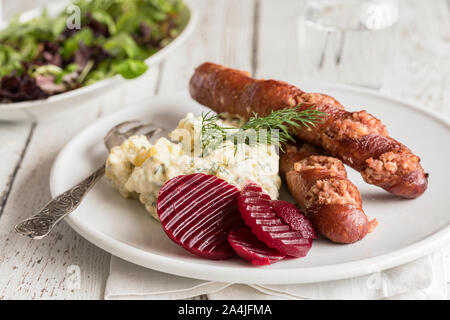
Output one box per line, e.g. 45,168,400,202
200,106,324,156
241,106,324,146
200,112,236,155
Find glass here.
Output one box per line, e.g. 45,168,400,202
298,0,399,88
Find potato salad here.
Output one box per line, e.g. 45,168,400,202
105,113,281,220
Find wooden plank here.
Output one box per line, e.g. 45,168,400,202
380,0,450,116
0,106,111,300
257,0,450,116
0,124,33,217
158,0,255,94
255,0,302,81
0,0,50,218
0,66,162,299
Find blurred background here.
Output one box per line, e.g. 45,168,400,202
299,0,399,88
1,0,449,115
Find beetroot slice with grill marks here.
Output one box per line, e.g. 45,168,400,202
238,182,313,258
228,228,285,266
157,173,243,260
271,200,317,239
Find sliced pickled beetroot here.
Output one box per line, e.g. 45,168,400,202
157,173,243,260
271,200,317,239
238,182,313,258
228,228,286,266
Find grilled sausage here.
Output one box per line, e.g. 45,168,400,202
189,62,428,199
280,143,377,244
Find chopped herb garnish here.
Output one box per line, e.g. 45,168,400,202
200,106,324,155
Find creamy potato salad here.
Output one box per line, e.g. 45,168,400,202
105,113,281,220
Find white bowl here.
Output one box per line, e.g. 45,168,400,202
0,1,198,122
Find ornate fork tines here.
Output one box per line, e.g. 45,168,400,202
104,122,162,151
15,121,163,239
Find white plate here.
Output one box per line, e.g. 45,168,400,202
0,1,198,122
50,84,450,284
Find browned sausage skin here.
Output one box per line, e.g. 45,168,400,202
189,62,428,199
280,144,377,244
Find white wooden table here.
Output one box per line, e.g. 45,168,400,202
0,0,449,299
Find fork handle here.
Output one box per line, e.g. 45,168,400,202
15,165,106,239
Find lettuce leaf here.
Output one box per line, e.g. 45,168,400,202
112,59,148,79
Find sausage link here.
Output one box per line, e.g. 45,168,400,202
189,62,428,198
280,144,377,244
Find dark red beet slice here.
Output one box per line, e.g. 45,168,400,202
271,200,317,239
228,228,286,265
157,173,243,260
238,182,313,258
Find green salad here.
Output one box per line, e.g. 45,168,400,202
0,0,185,103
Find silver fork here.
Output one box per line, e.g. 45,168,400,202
14,121,163,240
